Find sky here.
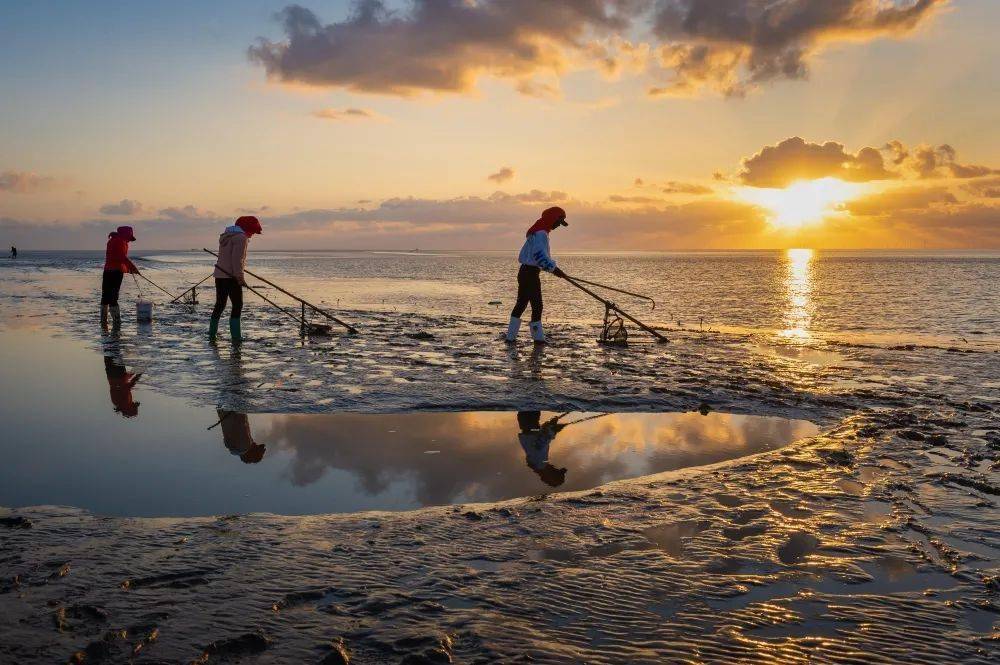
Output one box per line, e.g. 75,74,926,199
1,0,998,250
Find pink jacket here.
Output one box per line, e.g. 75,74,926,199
213,226,248,283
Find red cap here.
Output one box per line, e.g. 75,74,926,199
235,216,263,236
116,225,137,242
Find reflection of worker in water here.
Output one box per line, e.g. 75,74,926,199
517,411,568,487
104,356,141,418
216,410,266,464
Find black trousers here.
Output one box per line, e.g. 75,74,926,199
211,278,243,319
511,264,542,322
100,270,124,306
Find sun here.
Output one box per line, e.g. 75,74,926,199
734,177,867,229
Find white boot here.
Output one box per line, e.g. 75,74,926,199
505,316,521,342
530,321,546,344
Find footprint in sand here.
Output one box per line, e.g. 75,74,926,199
643,520,711,557
778,532,820,564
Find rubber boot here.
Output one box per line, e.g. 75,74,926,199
505,316,521,342
530,321,546,344
100,305,109,329
208,316,220,341
229,317,242,344
109,305,122,329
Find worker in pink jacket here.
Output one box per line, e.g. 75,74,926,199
209,216,262,342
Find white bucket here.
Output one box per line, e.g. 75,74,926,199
136,300,153,322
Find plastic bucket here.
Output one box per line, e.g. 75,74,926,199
136,300,153,322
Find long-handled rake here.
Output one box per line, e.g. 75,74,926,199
561,273,667,345
204,249,358,336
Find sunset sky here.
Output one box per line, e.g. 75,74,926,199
2,0,998,250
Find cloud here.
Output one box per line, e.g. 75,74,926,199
487,166,515,184
99,199,143,216
311,107,381,121
249,2,946,99
158,205,217,221
737,137,995,188
609,195,667,204
885,142,997,179
739,137,895,187
649,0,946,97
236,205,271,214
841,186,957,217
661,180,713,195
249,1,634,97
0,170,57,194
963,176,1000,199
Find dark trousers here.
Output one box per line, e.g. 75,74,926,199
211,278,243,319
511,264,542,322
100,270,124,306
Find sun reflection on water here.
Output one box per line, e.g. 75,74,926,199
780,248,814,339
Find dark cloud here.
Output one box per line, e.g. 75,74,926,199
487,166,515,184
99,199,143,216
650,0,945,97
738,137,995,188
249,2,945,99
249,1,635,96
236,205,271,214
311,107,379,121
0,170,57,194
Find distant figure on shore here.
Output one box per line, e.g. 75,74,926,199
100,226,139,329
104,356,141,418
517,411,568,487
506,207,568,344
10,246,16,259
210,216,262,343
216,410,266,464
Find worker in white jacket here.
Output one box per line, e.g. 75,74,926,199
506,206,568,343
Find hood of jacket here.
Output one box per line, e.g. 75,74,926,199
218,226,246,247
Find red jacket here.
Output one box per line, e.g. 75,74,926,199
104,234,138,273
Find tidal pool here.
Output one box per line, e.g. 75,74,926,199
0,330,818,516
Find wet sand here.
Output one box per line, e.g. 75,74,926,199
1,270,999,662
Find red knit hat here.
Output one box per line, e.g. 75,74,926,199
235,216,263,236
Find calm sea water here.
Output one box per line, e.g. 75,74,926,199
4,249,998,345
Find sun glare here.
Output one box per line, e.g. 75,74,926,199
734,177,866,229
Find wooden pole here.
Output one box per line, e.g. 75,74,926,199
203,249,358,334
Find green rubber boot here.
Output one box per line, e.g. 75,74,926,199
229,317,242,343
208,316,220,341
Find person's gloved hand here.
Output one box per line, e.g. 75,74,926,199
552,267,567,279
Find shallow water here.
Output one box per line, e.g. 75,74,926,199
4,248,999,345
0,329,817,516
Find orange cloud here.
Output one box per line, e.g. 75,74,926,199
737,137,995,188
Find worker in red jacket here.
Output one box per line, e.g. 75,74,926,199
101,225,140,329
